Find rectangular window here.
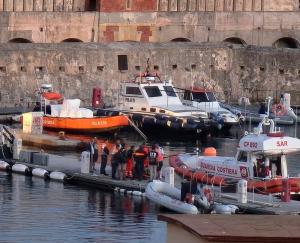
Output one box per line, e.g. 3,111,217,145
86,0,97,11
118,55,128,71
126,0,132,9
150,108,156,112
144,86,162,97
126,86,142,95
192,92,209,102
163,86,176,97
183,91,192,101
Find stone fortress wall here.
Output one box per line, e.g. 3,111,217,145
0,0,300,106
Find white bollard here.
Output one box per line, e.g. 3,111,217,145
13,138,22,160
80,151,90,174
162,167,174,187
237,179,248,204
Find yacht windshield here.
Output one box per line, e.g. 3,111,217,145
144,86,162,97
163,86,176,97
192,92,216,102
126,86,142,96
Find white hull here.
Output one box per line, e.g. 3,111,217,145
145,180,199,214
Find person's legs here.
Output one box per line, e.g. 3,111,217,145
100,155,107,174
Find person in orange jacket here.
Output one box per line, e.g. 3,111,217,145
125,145,135,179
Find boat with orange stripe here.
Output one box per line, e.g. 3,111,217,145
21,84,129,133
169,115,300,194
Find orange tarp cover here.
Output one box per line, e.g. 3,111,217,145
42,92,63,100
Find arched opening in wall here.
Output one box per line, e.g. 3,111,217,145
85,0,98,11
273,37,299,49
8,38,32,43
223,37,246,45
171,38,191,42
61,38,84,43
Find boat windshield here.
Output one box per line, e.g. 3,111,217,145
192,92,216,102
163,86,176,97
144,86,162,97
126,86,142,96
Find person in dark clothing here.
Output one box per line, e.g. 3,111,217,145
148,145,158,181
125,145,135,178
100,140,109,176
33,102,42,112
111,144,121,179
119,143,127,180
133,145,148,181
86,137,98,173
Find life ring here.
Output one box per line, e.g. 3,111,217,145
272,104,286,116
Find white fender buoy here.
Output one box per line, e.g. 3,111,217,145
126,191,133,195
214,204,232,215
114,187,120,192
142,192,146,197
119,188,126,194
49,172,67,181
32,168,49,179
0,160,10,170
227,205,239,214
12,164,30,175
132,191,142,196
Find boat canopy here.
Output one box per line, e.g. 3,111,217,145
239,134,300,155
42,92,63,101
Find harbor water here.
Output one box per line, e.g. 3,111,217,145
1,124,300,243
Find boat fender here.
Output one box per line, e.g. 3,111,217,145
227,205,239,214
132,191,142,196
142,192,146,197
32,168,49,179
49,171,67,181
126,191,133,195
12,164,31,175
214,204,232,215
114,187,120,192
0,160,11,171
119,188,126,194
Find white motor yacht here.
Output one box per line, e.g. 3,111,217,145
98,73,215,137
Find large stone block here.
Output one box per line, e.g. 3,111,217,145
224,0,233,11
14,0,24,11
205,0,215,11
44,0,53,11
24,0,33,11
4,0,13,11
234,0,243,11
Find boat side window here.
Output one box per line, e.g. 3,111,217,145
144,86,162,97
237,151,248,162
183,91,192,101
206,92,217,102
192,92,208,102
150,108,156,112
126,86,142,96
163,86,176,97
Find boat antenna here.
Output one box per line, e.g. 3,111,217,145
266,96,272,118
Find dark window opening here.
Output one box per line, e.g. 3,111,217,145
118,55,128,71
240,65,245,70
126,86,142,96
141,107,146,111
163,86,176,97
159,109,165,113
0,66,6,73
79,66,85,73
237,151,248,162
97,66,104,72
35,66,44,73
183,91,192,101
135,66,141,71
191,64,196,70
273,37,299,49
86,0,97,11
223,37,246,45
144,86,162,97
154,65,159,71
260,67,265,72
279,69,284,75
150,108,156,112
61,38,83,43
172,64,177,70
192,92,216,102
59,66,65,72
171,38,191,42
20,66,26,72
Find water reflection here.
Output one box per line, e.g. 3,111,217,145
0,172,166,243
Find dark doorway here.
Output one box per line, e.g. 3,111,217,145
8,38,32,43
118,55,128,71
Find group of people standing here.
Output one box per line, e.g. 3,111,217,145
86,138,164,181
